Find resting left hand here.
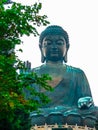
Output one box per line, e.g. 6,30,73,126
78,96,94,109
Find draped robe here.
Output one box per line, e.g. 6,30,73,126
33,64,92,107
30,64,98,127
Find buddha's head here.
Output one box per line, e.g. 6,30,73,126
39,25,70,63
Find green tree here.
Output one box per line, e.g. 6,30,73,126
0,0,52,129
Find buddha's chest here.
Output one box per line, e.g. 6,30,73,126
42,68,65,88
48,75,62,88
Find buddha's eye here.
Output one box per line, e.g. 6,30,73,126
46,40,52,45
42,40,52,47
56,40,64,45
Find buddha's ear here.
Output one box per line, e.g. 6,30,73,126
63,53,67,63
63,46,69,63
39,44,46,63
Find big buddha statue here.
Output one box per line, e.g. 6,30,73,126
26,25,98,128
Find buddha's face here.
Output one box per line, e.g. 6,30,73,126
41,35,67,62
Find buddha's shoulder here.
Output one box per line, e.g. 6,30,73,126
32,64,84,75
32,65,46,73
66,65,84,74
32,66,41,73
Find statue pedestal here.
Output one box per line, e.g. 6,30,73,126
30,124,95,130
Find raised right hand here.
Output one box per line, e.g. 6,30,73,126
20,60,31,74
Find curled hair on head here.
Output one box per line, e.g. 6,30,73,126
39,25,70,48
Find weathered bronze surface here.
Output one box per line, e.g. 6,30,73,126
30,25,98,127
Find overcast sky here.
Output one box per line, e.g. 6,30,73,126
15,0,98,105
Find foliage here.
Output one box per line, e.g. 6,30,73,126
0,0,51,129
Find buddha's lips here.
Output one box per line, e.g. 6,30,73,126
50,51,59,54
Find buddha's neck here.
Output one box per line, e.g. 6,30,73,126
45,61,66,78
46,61,63,66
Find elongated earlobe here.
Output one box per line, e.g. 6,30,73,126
39,44,46,63
41,55,46,63
63,49,69,63
63,46,69,63
63,54,67,63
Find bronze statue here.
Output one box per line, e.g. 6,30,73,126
25,25,98,127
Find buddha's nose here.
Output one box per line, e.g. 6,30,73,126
51,42,57,49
